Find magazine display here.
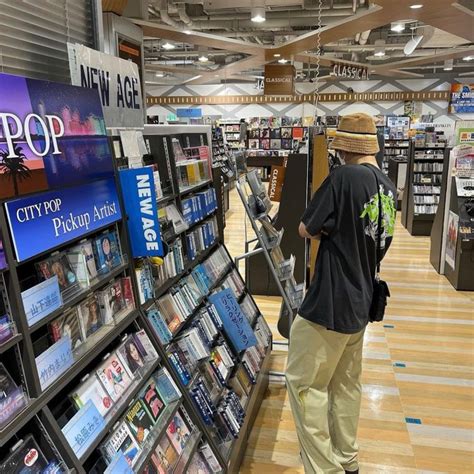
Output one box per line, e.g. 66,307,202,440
49,307,84,349
78,294,104,338
125,400,154,445
165,411,191,454
117,335,146,375
102,421,141,467
94,230,122,275
138,378,165,422
155,436,178,473
96,353,133,402
71,374,113,417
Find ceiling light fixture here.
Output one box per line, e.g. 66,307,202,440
278,58,288,64
198,55,209,62
463,56,473,61
251,8,266,22
183,29,192,35
443,59,453,71
404,34,423,55
155,72,165,77
162,42,175,50
390,22,405,33
273,53,281,57
410,4,423,8
374,39,386,57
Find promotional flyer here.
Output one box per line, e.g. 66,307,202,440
0,73,114,200
448,84,474,114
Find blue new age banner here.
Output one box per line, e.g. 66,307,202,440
5,178,122,261
209,288,257,353
119,167,163,258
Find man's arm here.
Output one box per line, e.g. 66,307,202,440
298,222,322,240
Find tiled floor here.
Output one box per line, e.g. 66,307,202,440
224,188,474,473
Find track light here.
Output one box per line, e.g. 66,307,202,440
251,6,266,22
443,59,453,71
404,34,423,55
374,39,386,57
391,22,405,33
162,42,175,50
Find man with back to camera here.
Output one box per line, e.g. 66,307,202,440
285,113,397,474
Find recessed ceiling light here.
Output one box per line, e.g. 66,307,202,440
410,4,423,8
443,59,454,71
374,51,386,57
155,72,165,77
162,42,175,50
251,6,266,23
198,55,209,62
183,29,192,35
274,53,281,57
214,74,219,77
390,22,405,33
278,58,288,64
463,56,473,61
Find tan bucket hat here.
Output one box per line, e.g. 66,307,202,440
331,113,380,155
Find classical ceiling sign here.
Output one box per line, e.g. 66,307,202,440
332,63,370,80
264,65,295,95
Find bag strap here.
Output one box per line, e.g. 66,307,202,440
362,164,383,274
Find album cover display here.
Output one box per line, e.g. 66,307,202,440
69,240,98,280
133,329,159,363
102,421,141,467
187,453,212,474
36,253,79,296
77,294,103,338
117,335,146,376
97,281,125,324
96,352,133,402
0,363,27,428
139,378,165,422
155,435,178,473
125,400,154,445
49,307,84,349
71,374,113,417
155,368,181,404
0,434,50,472
166,411,191,454
94,230,122,275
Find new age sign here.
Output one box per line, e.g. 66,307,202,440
119,167,163,258
5,178,122,261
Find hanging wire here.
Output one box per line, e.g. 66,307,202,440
312,0,323,122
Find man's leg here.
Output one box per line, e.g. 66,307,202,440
327,328,365,473
285,316,351,474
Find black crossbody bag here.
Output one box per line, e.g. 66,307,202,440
364,165,390,323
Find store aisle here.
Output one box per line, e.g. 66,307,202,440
224,188,474,473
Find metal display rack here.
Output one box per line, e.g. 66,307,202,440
235,170,304,340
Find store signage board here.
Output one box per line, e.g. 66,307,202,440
177,108,202,118
22,276,62,327
5,177,122,262
36,335,74,390
331,63,369,80
209,289,257,352
67,43,143,129
118,167,163,258
0,73,114,201
264,65,295,95
448,84,474,114
62,400,106,459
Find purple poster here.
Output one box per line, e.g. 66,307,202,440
0,73,114,200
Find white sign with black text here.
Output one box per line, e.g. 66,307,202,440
67,43,143,129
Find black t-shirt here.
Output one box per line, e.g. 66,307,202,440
299,163,397,333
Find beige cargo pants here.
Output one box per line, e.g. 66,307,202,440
285,315,365,474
